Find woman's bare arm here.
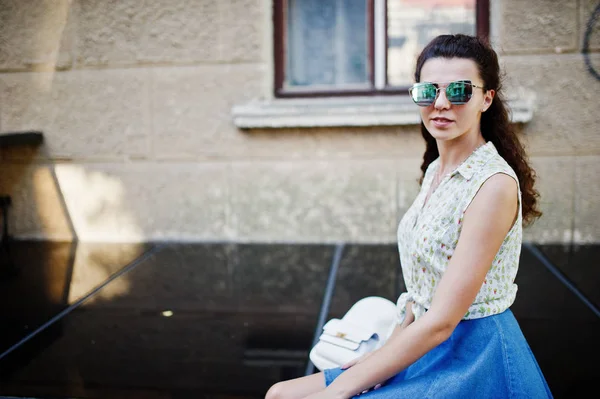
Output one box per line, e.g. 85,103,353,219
324,174,519,399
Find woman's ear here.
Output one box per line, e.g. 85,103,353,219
482,89,495,112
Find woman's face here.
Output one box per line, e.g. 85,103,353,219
418,57,494,143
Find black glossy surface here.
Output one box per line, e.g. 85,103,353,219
0,241,151,352
0,242,334,398
512,247,600,399
0,241,598,398
537,244,600,310
327,244,403,319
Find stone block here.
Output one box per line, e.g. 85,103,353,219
0,0,73,71
573,156,600,243
580,0,600,52
501,53,600,155
0,69,151,160
523,157,575,244
230,160,397,242
223,125,424,162
495,0,578,53
75,0,220,66
52,162,229,242
151,64,263,160
218,0,264,62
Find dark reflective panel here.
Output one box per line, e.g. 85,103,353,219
0,240,75,356
233,244,334,313
536,244,600,309
0,240,151,355
232,243,335,369
0,242,597,399
513,246,600,399
328,244,402,318
1,310,313,398
76,243,238,312
0,243,334,398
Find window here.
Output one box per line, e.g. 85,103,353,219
274,0,489,98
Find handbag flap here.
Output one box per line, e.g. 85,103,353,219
319,333,361,350
321,318,376,345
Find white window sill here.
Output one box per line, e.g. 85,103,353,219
231,95,534,129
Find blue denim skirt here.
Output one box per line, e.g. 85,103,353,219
324,309,553,398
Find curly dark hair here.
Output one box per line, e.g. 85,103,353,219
414,34,542,226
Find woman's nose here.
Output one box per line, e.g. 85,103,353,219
434,89,451,109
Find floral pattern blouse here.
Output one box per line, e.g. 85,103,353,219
396,141,523,324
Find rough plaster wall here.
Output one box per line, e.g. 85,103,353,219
0,0,598,244
493,0,600,243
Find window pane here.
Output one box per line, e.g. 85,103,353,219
387,0,476,87
286,0,369,90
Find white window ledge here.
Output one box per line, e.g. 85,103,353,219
231,95,534,129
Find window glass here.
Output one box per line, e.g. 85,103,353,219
286,0,369,89
387,0,476,87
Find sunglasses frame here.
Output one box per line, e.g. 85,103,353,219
408,80,485,106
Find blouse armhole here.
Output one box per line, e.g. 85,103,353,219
461,171,521,229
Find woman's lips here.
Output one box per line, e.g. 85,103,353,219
431,117,454,128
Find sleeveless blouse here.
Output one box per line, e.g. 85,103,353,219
396,141,523,324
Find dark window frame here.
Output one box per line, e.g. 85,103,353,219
273,0,489,98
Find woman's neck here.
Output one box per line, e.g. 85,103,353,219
436,133,486,175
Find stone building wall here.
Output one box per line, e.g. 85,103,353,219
0,0,598,244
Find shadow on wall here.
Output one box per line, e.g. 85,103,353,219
0,136,76,377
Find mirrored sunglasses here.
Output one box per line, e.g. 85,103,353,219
408,80,485,106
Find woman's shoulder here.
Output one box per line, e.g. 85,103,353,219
478,144,519,182
473,149,521,209
478,173,519,200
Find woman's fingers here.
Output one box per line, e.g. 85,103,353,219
360,383,383,395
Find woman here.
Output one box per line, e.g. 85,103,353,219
266,34,552,399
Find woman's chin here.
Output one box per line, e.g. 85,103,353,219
428,127,457,141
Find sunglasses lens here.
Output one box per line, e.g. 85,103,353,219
446,81,473,104
410,83,437,106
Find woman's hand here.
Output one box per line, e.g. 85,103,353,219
301,383,382,399
340,352,385,393
302,391,343,399
336,302,416,393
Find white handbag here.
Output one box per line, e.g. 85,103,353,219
309,296,398,371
